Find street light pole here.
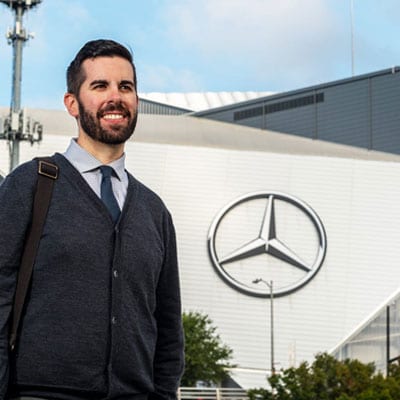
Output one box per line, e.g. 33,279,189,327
253,278,275,376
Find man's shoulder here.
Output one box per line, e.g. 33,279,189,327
0,160,38,210
1,155,58,194
4,158,39,185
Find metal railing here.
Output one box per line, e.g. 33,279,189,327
178,387,249,400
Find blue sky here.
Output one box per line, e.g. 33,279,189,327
0,0,399,110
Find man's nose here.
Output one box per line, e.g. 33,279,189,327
107,85,122,102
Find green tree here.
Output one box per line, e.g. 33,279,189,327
181,311,235,386
248,353,400,400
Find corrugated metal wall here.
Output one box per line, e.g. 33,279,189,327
139,98,190,115
371,72,400,153
195,68,400,154
317,80,370,147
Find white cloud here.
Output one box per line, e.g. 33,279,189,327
165,0,338,54
162,0,351,89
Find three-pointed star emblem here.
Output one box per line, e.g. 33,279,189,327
208,192,327,298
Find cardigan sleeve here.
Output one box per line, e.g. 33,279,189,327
0,172,34,400
150,212,185,400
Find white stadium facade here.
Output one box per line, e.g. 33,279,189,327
2,69,400,389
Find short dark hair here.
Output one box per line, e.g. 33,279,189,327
66,39,137,96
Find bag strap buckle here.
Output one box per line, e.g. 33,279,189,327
38,160,58,180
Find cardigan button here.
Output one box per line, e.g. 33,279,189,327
111,316,117,325
113,269,119,278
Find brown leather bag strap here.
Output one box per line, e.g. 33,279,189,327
9,157,58,352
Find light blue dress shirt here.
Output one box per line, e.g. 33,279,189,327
63,139,128,210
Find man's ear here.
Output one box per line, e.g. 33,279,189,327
64,93,79,118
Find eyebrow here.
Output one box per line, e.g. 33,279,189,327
120,80,135,87
89,79,108,88
89,79,135,88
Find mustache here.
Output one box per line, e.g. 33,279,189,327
97,102,131,118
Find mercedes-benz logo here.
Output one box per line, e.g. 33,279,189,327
207,192,327,297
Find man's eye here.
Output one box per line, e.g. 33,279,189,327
120,84,133,91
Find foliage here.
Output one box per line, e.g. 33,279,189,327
181,311,236,387
248,387,273,400
248,353,400,400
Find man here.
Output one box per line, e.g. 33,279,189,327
0,39,184,400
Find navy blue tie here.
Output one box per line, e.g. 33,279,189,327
99,166,121,223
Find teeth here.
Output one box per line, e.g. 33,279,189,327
103,114,123,120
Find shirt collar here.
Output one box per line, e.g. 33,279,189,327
63,138,126,181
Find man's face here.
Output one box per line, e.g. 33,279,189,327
73,56,138,145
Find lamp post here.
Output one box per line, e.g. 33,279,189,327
253,278,275,376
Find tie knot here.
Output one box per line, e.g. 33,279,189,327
99,165,114,178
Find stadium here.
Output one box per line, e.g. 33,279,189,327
2,66,400,388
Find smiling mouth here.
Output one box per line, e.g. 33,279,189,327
102,113,124,120
98,102,130,121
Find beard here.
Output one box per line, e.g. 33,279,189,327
78,100,138,145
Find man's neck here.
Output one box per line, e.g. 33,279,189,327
77,133,125,164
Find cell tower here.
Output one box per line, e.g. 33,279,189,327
0,0,43,173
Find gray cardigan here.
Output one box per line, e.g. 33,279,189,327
0,154,184,400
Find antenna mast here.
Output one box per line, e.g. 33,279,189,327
350,0,355,76
0,0,43,172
